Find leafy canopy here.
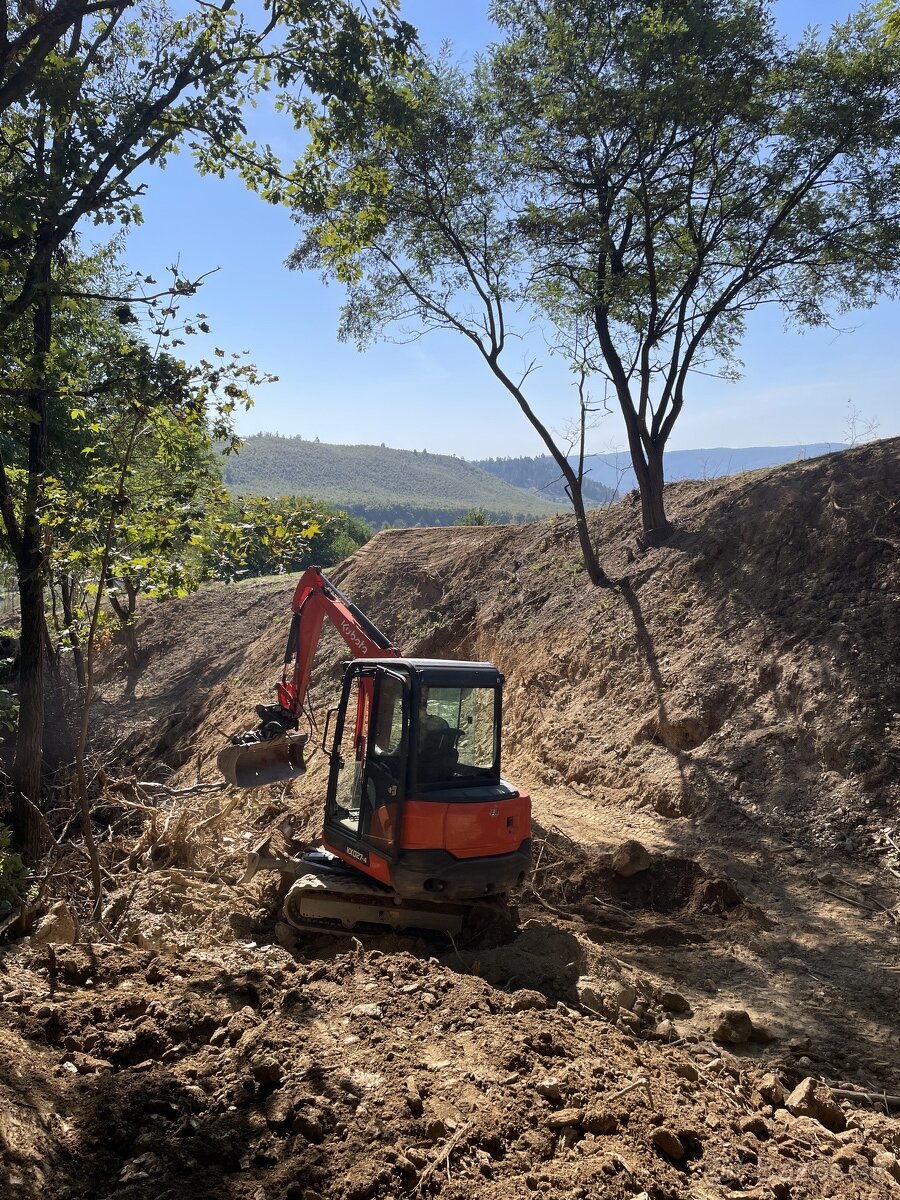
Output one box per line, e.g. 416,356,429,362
292,0,900,542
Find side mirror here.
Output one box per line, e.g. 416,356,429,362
322,705,339,757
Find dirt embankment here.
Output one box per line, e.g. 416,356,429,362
2,439,899,1200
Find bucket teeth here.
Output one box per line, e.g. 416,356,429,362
217,731,308,788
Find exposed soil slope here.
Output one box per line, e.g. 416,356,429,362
2,439,898,1200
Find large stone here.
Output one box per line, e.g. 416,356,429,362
650,1128,685,1160
575,977,607,1015
785,1077,846,1132
31,901,76,946
510,989,547,1012
757,1072,786,1108
711,1008,754,1045
659,990,692,1015
611,840,651,877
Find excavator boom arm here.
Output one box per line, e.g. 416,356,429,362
276,566,400,718
217,566,400,788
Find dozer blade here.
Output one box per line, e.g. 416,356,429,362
217,731,309,789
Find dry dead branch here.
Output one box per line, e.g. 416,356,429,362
416,1122,472,1193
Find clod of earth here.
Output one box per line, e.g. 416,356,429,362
30,902,76,946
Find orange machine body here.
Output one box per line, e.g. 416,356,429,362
318,655,532,903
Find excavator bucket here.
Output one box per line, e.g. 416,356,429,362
217,731,309,789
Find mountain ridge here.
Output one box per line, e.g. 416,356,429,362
221,434,564,527
475,442,848,497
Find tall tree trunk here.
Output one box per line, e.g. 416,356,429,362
617,394,672,547
12,568,45,861
483,353,612,586
633,442,670,547
10,265,51,860
594,311,673,547
568,485,608,587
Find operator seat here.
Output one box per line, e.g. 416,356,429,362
419,726,459,783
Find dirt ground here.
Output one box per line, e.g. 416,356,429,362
1,438,899,1199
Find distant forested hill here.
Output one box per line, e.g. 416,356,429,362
476,444,848,497
221,435,564,527
474,456,617,505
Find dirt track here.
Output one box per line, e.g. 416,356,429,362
1,439,899,1198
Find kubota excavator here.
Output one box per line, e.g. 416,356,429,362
217,566,531,936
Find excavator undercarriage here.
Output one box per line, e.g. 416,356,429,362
244,825,515,940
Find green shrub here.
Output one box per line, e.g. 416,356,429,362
456,507,492,526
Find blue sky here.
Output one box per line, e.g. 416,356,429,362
121,0,898,459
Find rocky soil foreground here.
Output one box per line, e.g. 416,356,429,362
1,439,899,1199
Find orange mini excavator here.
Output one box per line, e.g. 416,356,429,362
217,567,531,936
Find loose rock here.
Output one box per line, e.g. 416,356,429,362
785,1077,846,1132
545,1107,583,1129
31,901,77,946
575,977,606,1015
613,983,637,1012
349,1003,382,1019
756,1072,786,1107
582,1109,617,1135
264,1091,293,1128
659,990,692,1015
251,1058,282,1087
873,1152,900,1182
650,1128,685,1160
510,989,547,1012
404,1076,423,1117
710,1008,754,1045
611,839,651,877
739,1115,770,1139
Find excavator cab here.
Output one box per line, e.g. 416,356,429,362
320,658,531,903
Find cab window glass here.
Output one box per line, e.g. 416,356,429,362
418,686,496,779
373,674,405,755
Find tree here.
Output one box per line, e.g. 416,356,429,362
0,0,414,854
290,63,613,585
206,498,370,579
489,0,900,541
881,0,900,42
293,0,900,551
0,1,128,118
456,507,492,526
